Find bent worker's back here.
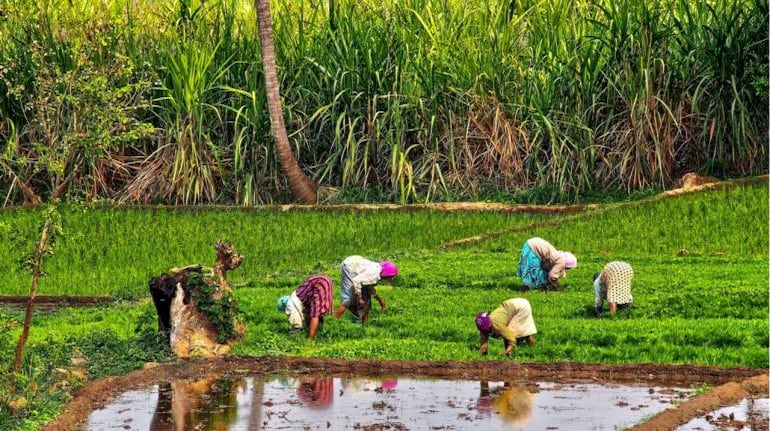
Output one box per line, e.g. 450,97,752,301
489,298,537,342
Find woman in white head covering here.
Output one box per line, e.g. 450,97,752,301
517,237,576,292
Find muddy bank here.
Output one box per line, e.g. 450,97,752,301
630,374,768,431
43,356,765,431
0,295,113,310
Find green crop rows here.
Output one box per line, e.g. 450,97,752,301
0,184,767,430
0,209,547,297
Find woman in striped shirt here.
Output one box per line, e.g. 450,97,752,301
278,274,334,340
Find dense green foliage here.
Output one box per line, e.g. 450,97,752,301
190,273,242,343
0,184,767,430
0,0,766,205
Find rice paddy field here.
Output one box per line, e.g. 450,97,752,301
1,0,768,428
0,183,766,362
0,182,767,430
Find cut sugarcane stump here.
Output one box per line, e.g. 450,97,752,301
149,241,245,358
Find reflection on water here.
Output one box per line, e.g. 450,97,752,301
83,376,691,430
149,378,246,431
477,382,535,427
279,376,335,409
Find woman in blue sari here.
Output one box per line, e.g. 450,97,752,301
517,237,576,291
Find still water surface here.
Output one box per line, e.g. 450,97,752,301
83,375,692,430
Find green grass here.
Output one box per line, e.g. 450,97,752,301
0,184,767,430
11,251,767,366
479,184,768,257
0,209,548,297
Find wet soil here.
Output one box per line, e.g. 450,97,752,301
0,295,113,310
630,374,769,431
43,356,765,431
677,397,769,431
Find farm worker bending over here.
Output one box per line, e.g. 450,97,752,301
517,237,576,291
334,255,398,324
278,274,333,340
594,261,634,315
476,298,537,356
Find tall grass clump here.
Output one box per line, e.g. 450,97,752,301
0,0,766,205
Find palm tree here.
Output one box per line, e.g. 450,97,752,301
255,0,317,204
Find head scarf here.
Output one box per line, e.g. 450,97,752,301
560,251,577,269
380,260,398,278
277,295,290,312
475,312,492,333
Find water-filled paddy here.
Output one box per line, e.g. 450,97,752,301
82,375,693,430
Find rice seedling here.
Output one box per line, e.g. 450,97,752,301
0,207,549,296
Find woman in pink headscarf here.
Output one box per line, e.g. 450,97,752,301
334,256,398,324
296,377,334,409
517,237,576,292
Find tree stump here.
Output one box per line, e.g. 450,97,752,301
148,241,245,358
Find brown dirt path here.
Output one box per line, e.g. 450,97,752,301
43,356,764,431
630,374,769,431
0,296,113,310
6,175,764,215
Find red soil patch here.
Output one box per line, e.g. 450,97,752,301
42,356,764,431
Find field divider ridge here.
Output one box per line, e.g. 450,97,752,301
628,373,769,431
438,175,768,249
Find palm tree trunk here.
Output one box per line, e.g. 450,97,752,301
255,0,317,204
